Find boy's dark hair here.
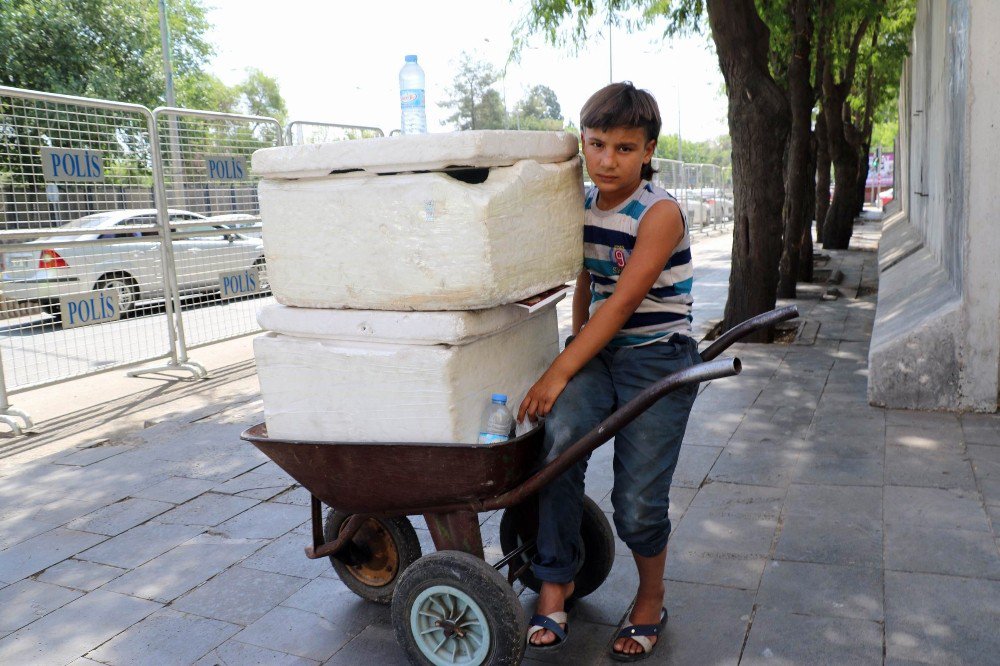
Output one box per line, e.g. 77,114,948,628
581,82,661,181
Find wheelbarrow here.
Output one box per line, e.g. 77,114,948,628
241,305,798,665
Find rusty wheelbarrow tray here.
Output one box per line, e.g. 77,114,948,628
240,305,798,666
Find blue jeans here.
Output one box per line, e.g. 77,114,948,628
530,334,700,583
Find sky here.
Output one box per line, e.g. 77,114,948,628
204,0,729,142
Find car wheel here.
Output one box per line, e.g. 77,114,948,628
95,274,140,315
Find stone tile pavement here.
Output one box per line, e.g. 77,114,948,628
0,218,997,665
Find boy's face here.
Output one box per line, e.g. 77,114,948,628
581,126,656,204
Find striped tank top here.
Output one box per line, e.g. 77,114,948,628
584,180,693,347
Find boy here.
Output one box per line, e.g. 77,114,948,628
520,82,699,661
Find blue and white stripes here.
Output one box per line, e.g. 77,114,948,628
584,181,693,346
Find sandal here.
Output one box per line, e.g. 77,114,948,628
526,612,569,651
609,605,668,662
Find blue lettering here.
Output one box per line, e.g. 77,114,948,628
98,293,108,318
222,276,233,296
247,271,256,291
67,301,78,324
79,299,92,322
208,161,219,179
107,294,117,317
235,162,244,179
50,154,62,177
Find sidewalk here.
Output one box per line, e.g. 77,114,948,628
0,218,997,665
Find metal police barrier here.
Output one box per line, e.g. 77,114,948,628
285,120,384,145
152,108,281,359
0,86,201,433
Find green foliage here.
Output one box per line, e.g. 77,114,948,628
0,0,213,108
655,133,730,167
517,85,563,121
441,52,505,130
870,119,897,151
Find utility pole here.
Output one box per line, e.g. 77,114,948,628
158,0,176,107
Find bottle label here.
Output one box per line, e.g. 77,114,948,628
478,432,508,444
400,89,425,109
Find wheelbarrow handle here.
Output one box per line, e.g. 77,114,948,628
482,356,741,511
699,305,799,361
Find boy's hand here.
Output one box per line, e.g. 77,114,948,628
518,366,571,423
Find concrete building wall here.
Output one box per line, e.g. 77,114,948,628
868,0,999,412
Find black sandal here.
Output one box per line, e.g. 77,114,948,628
609,606,668,662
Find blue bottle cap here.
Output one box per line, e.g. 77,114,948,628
405,55,418,63
491,393,507,403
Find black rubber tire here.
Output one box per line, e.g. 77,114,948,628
324,510,421,605
499,494,615,599
391,550,526,666
94,273,139,314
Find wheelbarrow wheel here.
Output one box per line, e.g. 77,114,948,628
499,494,614,599
324,509,421,605
392,550,526,666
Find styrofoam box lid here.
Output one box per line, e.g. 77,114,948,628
252,130,580,179
256,297,563,345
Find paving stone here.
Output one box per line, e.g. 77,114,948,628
968,444,1000,505
0,578,82,637
240,531,330,579
0,589,160,664
103,533,265,603
884,522,1000,579
741,609,882,665
53,445,133,467
35,558,125,591
213,469,296,500
884,486,991,532
131,477,217,504
961,415,1000,447
885,445,977,490
793,453,884,486
172,566,308,626
281,575,388,630
774,513,882,568
783,483,882,522
233,605,362,662
162,448,267,483
0,495,110,541
66,497,174,536
804,429,885,458
87,608,240,665
756,560,883,620
0,528,106,584
671,444,723,489
885,571,1000,664
664,507,776,589
215,501,305,540
156,492,259,527
688,481,785,519
76,522,204,570
271,485,311,506
0,513,60,551
886,409,961,430
564,553,643,626
194,639,319,665
707,447,800,488
886,423,963,451
325,624,408,665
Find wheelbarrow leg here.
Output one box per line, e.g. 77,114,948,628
423,510,484,559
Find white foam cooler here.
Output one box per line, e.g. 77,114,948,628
254,301,560,444
253,130,584,310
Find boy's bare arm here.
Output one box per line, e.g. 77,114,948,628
572,269,591,335
518,200,684,422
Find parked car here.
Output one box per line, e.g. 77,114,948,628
0,208,268,318
207,213,262,239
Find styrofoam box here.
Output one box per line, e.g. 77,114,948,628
255,132,584,311
252,129,580,178
254,303,559,444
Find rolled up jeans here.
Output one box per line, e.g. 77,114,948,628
530,334,700,583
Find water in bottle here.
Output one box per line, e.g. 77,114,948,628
399,55,427,134
478,393,514,444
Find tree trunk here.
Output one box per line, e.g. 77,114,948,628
777,0,813,299
814,109,831,241
854,137,872,215
707,0,791,341
798,128,817,283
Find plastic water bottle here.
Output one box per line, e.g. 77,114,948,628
478,393,514,444
399,55,427,134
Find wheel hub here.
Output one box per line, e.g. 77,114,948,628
410,585,490,666
341,518,398,587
